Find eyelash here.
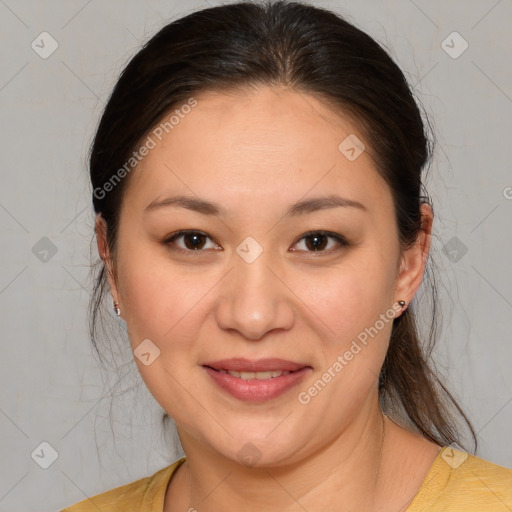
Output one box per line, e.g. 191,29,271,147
163,230,349,255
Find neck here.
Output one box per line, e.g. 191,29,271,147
168,395,391,512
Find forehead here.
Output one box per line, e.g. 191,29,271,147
124,86,390,214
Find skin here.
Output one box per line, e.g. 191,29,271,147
96,86,440,511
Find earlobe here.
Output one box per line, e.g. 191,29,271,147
394,204,433,307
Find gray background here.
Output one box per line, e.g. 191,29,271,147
1,0,511,510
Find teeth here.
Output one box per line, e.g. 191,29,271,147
225,370,291,380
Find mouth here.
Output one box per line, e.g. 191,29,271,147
207,368,295,380
201,357,309,373
201,358,312,402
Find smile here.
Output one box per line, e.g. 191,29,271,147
202,365,312,402
217,369,292,380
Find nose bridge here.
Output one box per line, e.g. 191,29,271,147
215,237,294,340
234,247,274,300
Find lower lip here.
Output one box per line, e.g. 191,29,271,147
203,366,312,402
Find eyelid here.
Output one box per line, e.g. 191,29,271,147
163,229,348,254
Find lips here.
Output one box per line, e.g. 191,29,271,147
201,358,308,372
201,358,312,402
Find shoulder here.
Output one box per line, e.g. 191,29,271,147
441,447,512,496
408,447,512,511
60,457,186,512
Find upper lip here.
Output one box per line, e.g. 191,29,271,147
202,358,309,372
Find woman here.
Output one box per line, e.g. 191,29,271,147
62,1,512,510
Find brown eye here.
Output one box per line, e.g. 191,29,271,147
164,231,221,252
291,231,348,253
182,232,207,250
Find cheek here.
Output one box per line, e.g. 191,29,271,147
118,254,212,348
290,251,398,401
294,267,396,414
115,249,213,420
116,223,202,323
293,251,398,342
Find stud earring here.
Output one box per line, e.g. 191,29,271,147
398,300,408,311
113,301,121,317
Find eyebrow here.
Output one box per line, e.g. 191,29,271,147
144,193,367,217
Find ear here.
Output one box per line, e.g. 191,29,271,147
394,203,433,309
95,214,120,304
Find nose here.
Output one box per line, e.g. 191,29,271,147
215,248,295,341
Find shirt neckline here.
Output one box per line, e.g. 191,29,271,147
405,446,452,510
154,447,452,511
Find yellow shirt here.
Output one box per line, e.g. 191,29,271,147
61,447,512,511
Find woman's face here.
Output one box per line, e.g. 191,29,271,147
100,86,423,466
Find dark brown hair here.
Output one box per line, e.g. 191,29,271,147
89,0,477,452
